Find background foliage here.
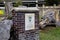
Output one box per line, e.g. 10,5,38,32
0,0,22,7
45,0,60,6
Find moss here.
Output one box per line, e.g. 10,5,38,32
7,16,12,20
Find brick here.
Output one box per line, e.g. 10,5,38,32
12,11,39,40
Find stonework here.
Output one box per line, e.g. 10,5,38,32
12,8,39,40
18,31,39,40
0,20,12,40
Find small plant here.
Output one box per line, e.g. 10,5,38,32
7,16,12,20
14,0,22,7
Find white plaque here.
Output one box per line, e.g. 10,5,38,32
25,13,35,30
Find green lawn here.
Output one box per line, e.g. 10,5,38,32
40,27,60,40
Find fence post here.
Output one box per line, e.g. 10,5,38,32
42,4,45,16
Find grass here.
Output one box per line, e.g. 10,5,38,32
40,27,60,40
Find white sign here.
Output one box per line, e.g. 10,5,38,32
25,13,35,30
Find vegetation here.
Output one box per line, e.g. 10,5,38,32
7,16,12,20
40,27,60,40
0,0,2,2
45,0,60,6
14,0,22,7
0,0,22,7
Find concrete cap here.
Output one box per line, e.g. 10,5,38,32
12,7,39,12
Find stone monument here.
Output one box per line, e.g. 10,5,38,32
12,7,40,40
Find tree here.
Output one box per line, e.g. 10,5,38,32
5,0,22,7
45,0,60,6
2,0,22,18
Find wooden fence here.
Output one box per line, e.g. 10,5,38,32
38,5,60,22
